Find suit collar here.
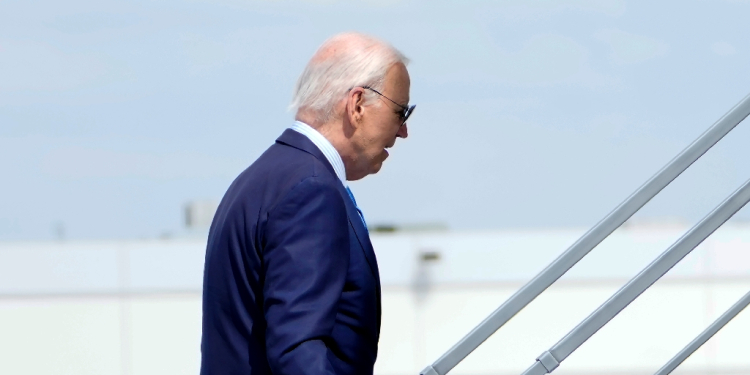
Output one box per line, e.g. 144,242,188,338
289,121,347,184
276,128,338,179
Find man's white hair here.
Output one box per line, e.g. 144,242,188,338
290,32,409,124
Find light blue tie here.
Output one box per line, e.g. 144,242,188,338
345,186,368,231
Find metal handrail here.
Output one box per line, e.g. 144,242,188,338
654,289,750,375
420,92,750,375
521,178,750,375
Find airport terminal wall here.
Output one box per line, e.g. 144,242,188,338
1,223,749,375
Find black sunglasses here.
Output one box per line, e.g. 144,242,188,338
361,86,415,126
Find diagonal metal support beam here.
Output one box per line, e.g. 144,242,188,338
420,93,750,375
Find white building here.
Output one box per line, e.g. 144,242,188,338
1,222,749,375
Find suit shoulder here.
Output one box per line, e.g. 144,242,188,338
221,142,340,212
205,142,342,260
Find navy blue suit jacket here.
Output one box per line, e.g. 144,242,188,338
201,129,382,375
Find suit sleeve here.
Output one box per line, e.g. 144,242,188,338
263,176,349,375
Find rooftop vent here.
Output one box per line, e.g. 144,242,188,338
184,200,219,230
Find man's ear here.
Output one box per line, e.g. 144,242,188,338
347,87,366,127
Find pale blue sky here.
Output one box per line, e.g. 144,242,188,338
2,0,750,240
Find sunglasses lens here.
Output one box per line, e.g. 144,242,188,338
402,105,415,124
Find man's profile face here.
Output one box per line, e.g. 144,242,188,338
351,63,410,179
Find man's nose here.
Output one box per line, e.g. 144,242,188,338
397,123,408,139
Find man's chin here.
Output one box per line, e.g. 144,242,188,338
348,163,381,181
377,149,390,165
369,162,384,175
353,154,386,179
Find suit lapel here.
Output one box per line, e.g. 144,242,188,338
276,129,382,286
336,184,381,287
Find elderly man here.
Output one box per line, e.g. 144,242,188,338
200,32,414,375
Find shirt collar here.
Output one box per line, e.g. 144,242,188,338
290,121,347,186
